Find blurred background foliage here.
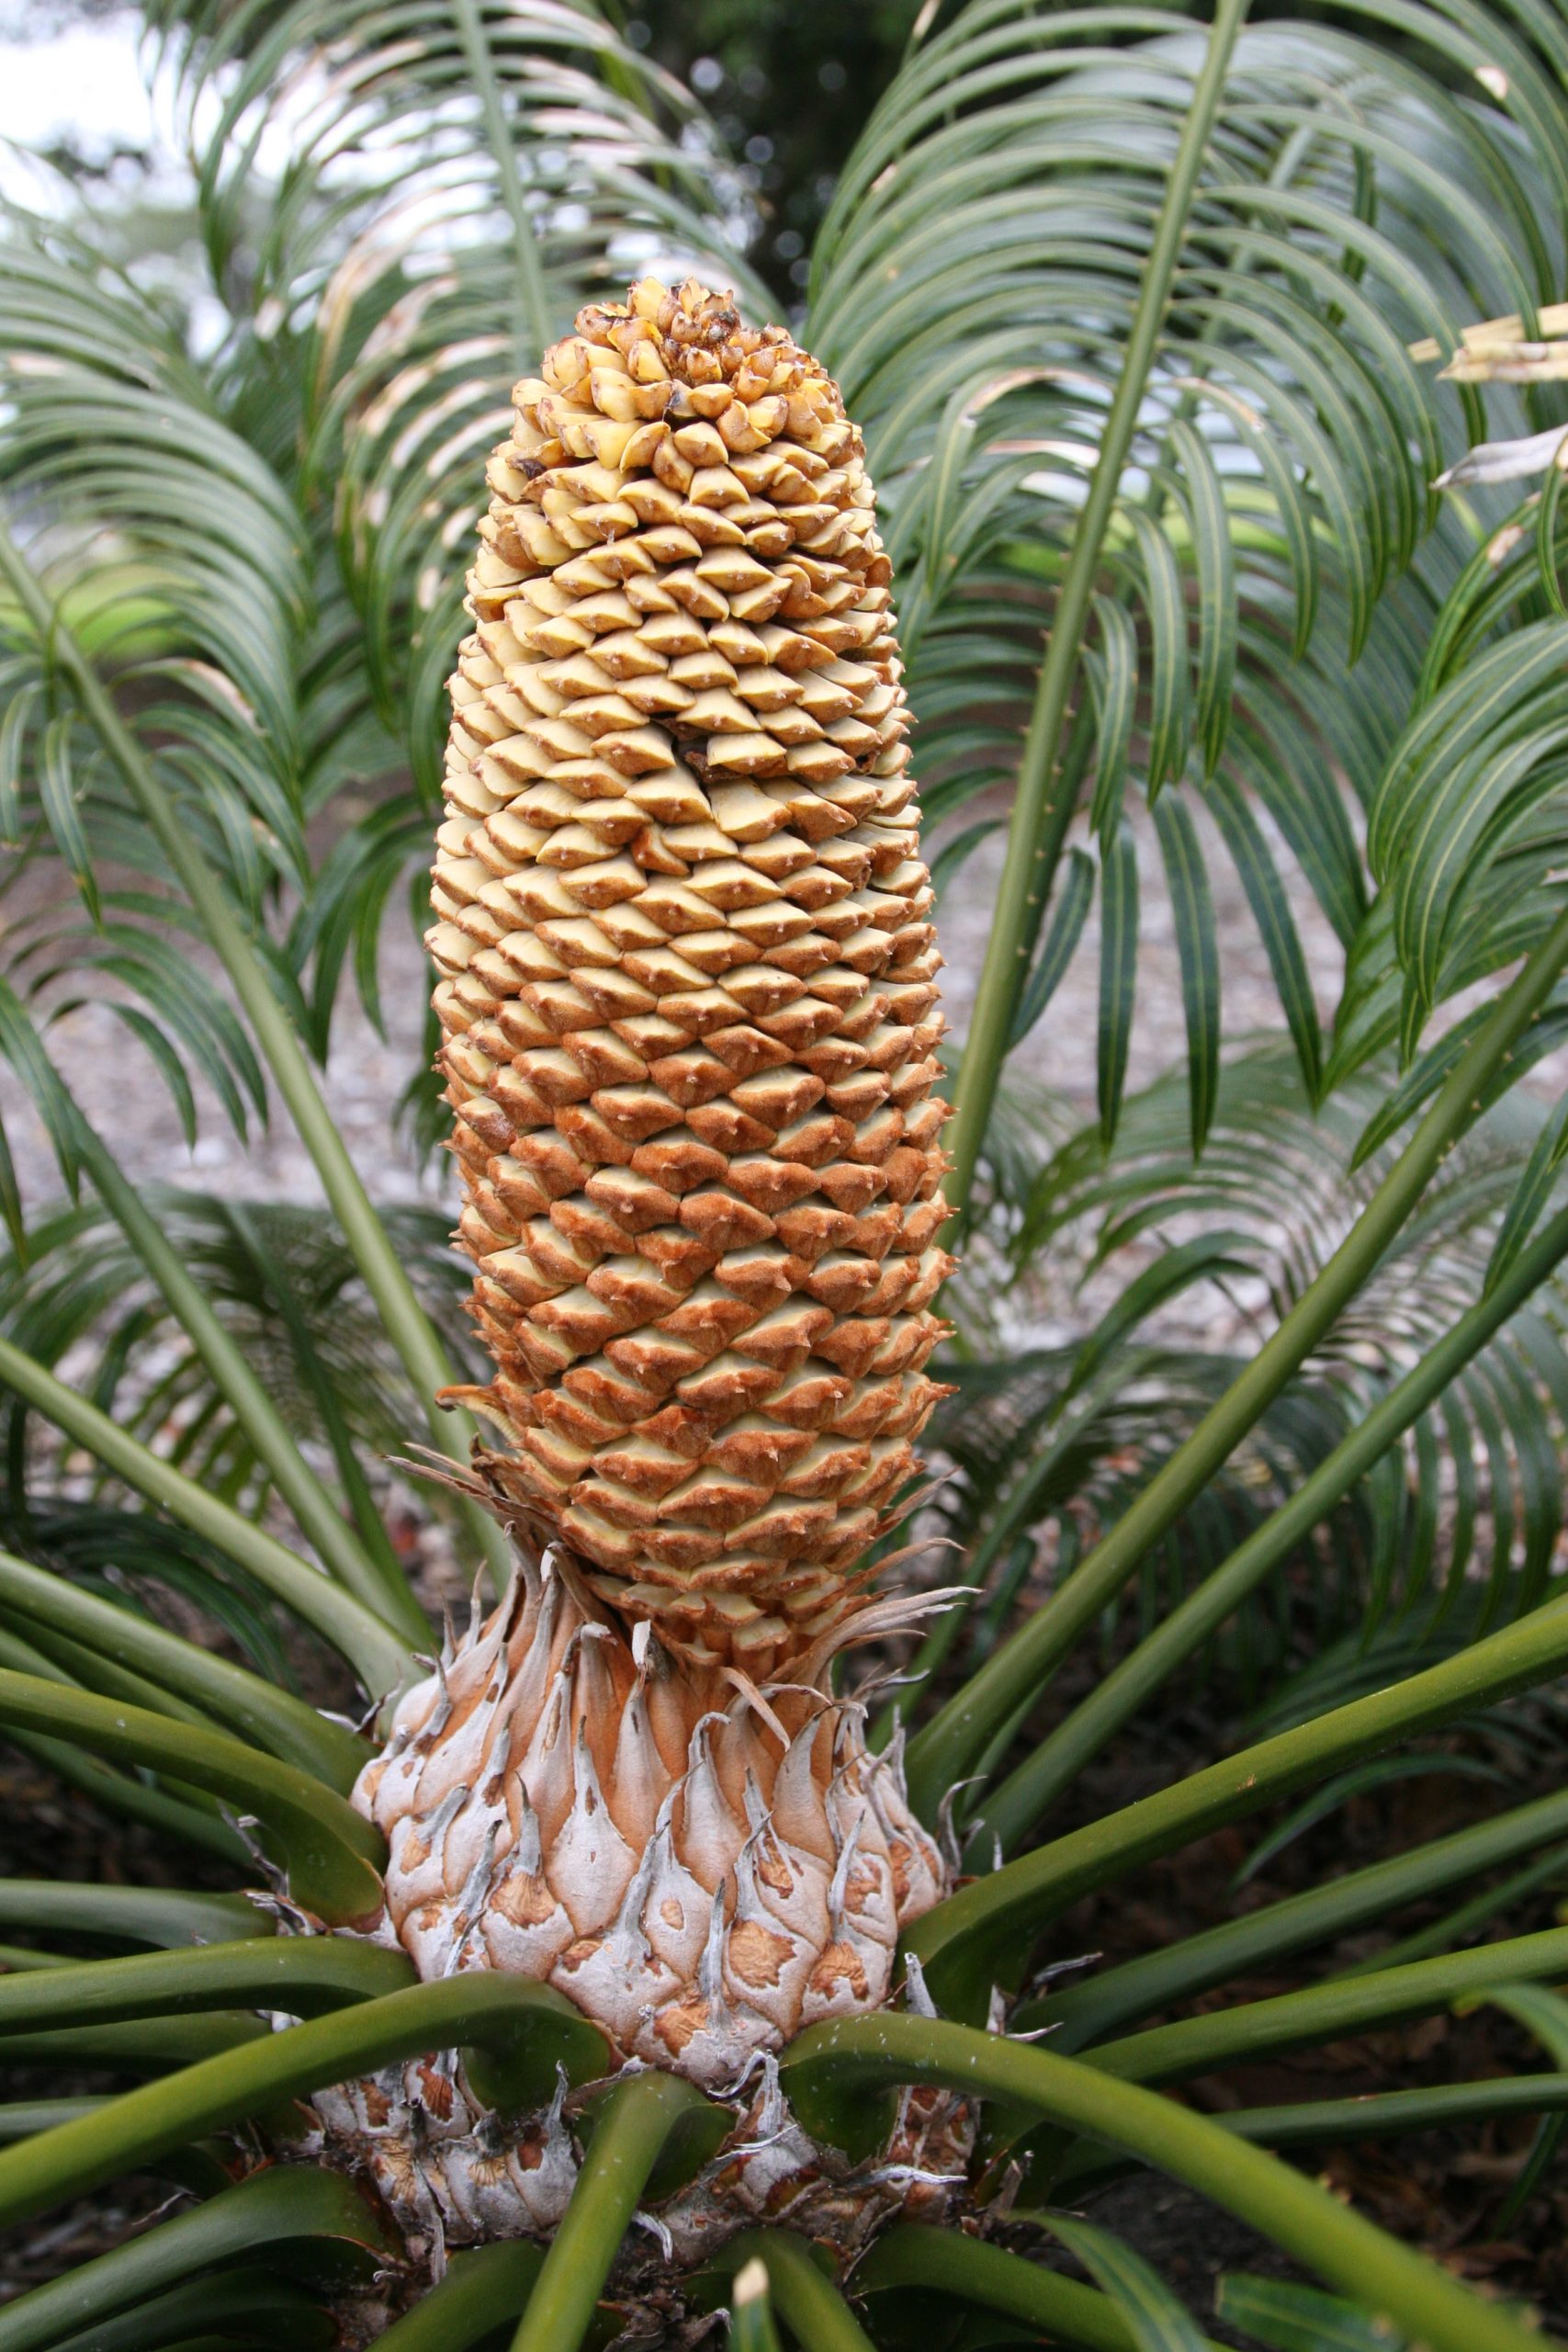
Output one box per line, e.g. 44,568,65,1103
613,0,924,300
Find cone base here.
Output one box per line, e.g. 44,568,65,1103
352,1539,950,2086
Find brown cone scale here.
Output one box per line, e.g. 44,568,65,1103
430,277,956,1679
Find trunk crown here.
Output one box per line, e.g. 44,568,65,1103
430,277,953,1679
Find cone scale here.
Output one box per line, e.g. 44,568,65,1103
328,280,966,2293
428,277,953,1677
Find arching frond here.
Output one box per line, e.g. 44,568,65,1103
0,200,313,931
0,1186,474,1534
926,1044,1568,1699
806,0,1568,1172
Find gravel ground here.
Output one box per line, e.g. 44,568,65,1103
0,790,1348,1223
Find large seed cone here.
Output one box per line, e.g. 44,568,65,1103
429,276,955,1679
329,286,969,2288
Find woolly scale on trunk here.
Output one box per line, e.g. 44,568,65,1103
315,279,969,2299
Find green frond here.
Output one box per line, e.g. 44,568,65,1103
923,1045,1568,1728
0,1183,473,1573
807,0,1568,1172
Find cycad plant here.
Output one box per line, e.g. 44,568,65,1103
11,0,1568,2346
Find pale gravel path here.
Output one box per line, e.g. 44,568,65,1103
0,791,1348,1221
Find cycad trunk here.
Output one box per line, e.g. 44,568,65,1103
334,279,963,2284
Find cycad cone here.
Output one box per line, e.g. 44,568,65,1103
335,279,963,2277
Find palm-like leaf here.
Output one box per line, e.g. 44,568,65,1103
0,1186,473,1531
918,1044,1568,1724
0,205,318,1143
804,0,1568,1178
